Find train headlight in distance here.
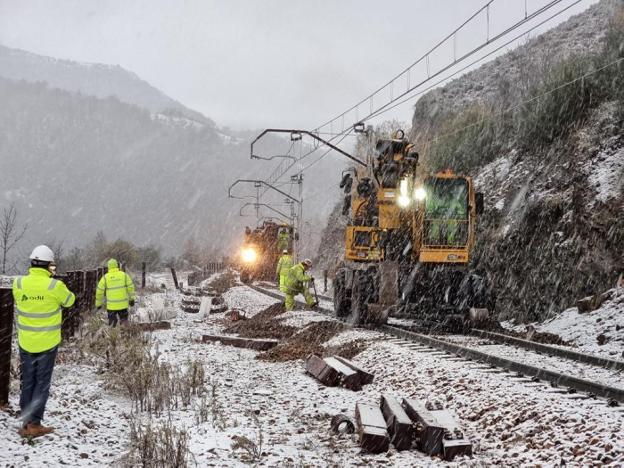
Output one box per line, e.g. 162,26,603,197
241,247,258,264
413,187,427,201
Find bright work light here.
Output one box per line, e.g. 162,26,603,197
414,187,427,201
397,195,411,208
241,247,258,264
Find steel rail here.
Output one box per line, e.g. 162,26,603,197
471,329,624,372
382,325,624,404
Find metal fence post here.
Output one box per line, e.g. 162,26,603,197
0,288,13,406
62,272,78,340
141,262,146,289
170,268,180,290
85,270,96,310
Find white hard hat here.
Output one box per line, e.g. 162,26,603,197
302,258,312,267
29,245,55,263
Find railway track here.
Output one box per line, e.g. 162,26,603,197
248,283,624,406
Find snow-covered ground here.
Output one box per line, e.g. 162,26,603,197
438,334,623,389
2,282,623,466
1,351,132,466
504,289,624,359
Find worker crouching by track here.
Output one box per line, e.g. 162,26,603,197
284,259,318,311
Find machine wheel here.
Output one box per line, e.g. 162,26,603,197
350,270,375,324
333,268,351,318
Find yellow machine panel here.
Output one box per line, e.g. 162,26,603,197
419,249,469,264
345,226,383,261
377,189,401,229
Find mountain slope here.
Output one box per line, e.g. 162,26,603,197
0,44,212,125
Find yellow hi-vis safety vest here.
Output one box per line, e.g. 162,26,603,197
95,267,135,311
12,267,75,353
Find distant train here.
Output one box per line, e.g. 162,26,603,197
238,220,295,283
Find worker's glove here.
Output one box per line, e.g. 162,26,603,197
129,300,135,307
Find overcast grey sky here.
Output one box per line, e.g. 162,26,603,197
0,0,598,130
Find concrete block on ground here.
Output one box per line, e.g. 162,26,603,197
335,356,374,385
380,394,413,450
201,334,279,351
355,402,390,453
304,355,362,390
402,398,472,460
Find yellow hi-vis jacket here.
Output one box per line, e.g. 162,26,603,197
276,254,293,291
284,263,312,294
95,262,135,311
13,267,75,353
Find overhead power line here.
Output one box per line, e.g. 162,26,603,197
295,0,586,170
312,0,570,136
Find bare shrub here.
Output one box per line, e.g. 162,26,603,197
79,319,206,414
231,412,263,463
125,417,191,468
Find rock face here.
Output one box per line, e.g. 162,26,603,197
314,202,347,275
409,0,618,136
316,0,624,322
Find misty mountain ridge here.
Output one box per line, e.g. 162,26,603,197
0,43,216,128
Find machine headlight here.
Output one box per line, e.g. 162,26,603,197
241,247,258,263
397,195,411,208
413,187,427,201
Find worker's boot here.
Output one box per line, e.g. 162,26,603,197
18,423,55,438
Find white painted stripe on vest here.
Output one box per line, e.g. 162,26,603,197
48,279,58,290
16,277,22,289
106,297,129,303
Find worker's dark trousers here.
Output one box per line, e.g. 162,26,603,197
19,346,58,426
107,309,129,327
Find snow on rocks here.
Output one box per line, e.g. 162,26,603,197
223,285,278,317
504,289,624,359
276,310,330,327
584,146,624,204
133,292,177,322
325,329,385,348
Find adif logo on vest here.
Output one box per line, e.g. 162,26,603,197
21,294,45,301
